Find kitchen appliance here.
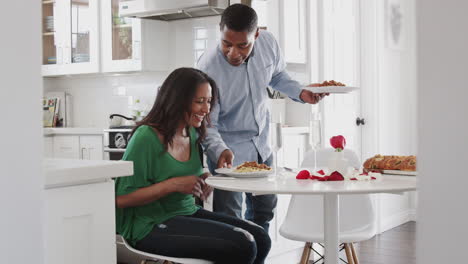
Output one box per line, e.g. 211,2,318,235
104,114,138,160
103,126,134,160
119,0,230,21
109,114,136,127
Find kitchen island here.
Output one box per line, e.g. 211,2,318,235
43,158,133,264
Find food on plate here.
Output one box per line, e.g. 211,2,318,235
234,161,272,173
363,155,417,171
318,80,346,87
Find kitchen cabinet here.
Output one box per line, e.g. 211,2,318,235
79,135,104,160
43,159,133,264
280,0,307,64
45,181,116,264
41,0,100,76
277,129,310,168
49,133,103,160
100,0,170,73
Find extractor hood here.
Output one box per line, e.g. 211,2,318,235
119,0,230,21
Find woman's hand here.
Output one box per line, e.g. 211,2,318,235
199,172,214,201
169,176,205,198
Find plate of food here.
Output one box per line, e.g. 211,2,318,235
304,80,359,94
215,161,274,178
363,154,417,176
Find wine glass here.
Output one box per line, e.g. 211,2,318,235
270,122,283,177
308,119,321,171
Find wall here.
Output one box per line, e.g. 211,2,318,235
359,0,418,232
1,1,44,263
44,72,167,128
417,0,468,263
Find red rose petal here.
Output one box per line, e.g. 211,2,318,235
317,170,325,175
360,172,369,176
350,178,358,180
328,171,344,181
371,176,376,180
310,175,322,180
318,176,330,181
296,170,311,180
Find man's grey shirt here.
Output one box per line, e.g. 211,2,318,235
197,30,303,165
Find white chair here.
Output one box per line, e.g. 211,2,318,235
279,148,376,264
116,235,214,264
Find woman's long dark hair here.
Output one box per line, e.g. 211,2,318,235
131,67,219,151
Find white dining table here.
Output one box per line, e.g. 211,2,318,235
206,172,417,264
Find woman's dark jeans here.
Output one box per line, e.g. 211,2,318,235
135,209,271,264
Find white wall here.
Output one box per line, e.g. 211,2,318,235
416,0,468,263
0,1,44,263
44,72,167,128
374,0,418,231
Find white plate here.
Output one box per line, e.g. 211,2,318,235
304,86,359,94
382,170,417,176
214,168,274,178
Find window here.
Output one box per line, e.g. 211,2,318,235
193,27,208,66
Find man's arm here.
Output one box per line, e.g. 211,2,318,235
268,34,326,104
203,101,234,168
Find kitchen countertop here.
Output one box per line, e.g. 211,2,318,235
282,126,309,134
43,158,133,189
44,127,105,136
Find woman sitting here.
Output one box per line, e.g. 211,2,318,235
115,67,271,264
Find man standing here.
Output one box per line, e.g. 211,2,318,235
198,4,326,231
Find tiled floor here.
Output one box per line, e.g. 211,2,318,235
310,221,416,264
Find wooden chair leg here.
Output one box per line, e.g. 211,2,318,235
140,260,146,264
300,242,312,264
350,243,359,264
344,243,354,264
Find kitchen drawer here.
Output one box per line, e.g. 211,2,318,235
53,135,80,159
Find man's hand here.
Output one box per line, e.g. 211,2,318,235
217,149,234,168
300,83,329,104
199,172,213,201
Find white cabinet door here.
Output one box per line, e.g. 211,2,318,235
100,0,169,73
281,134,309,168
42,0,100,76
44,181,116,264
44,136,54,158
79,135,103,160
280,0,307,64
53,135,80,159
51,135,103,160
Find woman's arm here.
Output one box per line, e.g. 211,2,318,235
116,175,205,209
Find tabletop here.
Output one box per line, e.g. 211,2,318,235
206,173,417,195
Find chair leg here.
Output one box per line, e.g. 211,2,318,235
350,243,359,264
300,242,312,264
344,243,354,264
140,260,146,264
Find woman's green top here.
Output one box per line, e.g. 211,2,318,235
115,125,203,246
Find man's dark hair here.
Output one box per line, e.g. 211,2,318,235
220,4,258,33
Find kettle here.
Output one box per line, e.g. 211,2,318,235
109,114,136,128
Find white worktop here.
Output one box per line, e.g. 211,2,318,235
43,158,133,189
44,127,105,136
282,126,309,134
